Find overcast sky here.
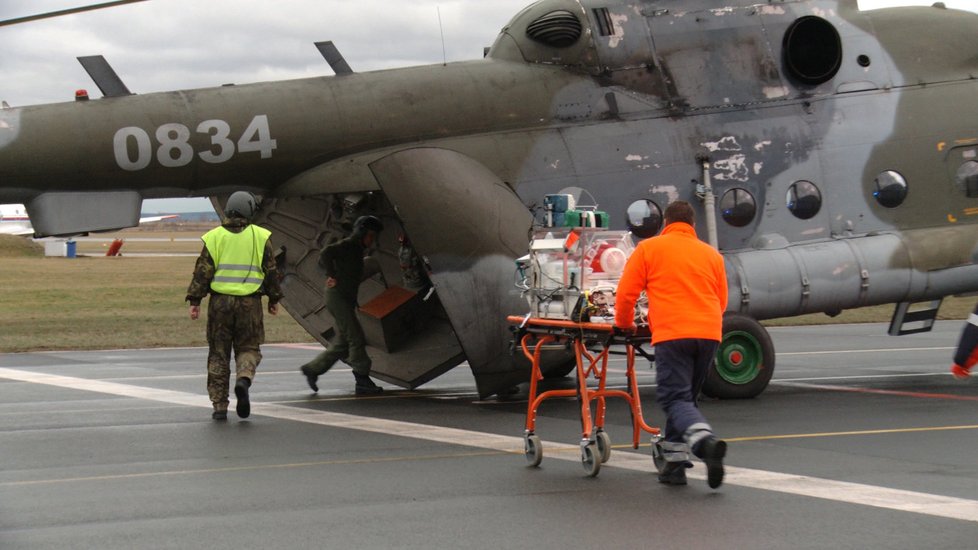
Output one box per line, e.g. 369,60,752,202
1,0,974,212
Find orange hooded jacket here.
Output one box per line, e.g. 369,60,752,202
614,222,728,344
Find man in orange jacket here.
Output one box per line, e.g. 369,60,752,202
615,200,728,489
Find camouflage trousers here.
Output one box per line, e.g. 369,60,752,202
206,293,265,409
301,291,371,377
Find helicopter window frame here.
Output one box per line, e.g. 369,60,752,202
873,170,909,207
625,199,663,239
719,187,757,228
954,162,978,199
786,180,822,220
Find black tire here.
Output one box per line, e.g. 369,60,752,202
542,360,576,379
702,313,775,399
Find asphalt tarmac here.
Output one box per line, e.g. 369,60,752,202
2,322,977,549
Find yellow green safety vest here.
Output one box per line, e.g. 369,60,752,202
201,225,271,296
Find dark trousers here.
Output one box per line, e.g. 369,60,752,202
654,338,719,446
302,291,371,377
953,303,978,368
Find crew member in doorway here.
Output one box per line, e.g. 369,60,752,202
614,200,729,489
398,233,431,294
951,303,978,379
300,215,385,396
186,191,283,420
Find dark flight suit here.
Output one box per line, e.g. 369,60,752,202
301,236,372,377
951,303,978,379
186,217,283,411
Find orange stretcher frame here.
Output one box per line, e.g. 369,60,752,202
507,315,660,477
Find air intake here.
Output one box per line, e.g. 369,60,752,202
783,16,842,85
526,10,582,48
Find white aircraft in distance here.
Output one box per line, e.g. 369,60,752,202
0,204,178,236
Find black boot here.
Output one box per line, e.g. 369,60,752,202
694,436,727,489
657,461,689,485
354,374,382,396
235,378,252,418
300,365,319,392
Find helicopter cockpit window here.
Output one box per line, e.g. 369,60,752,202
783,16,842,85
626,199,663,239
787,180,822,219
719,188,756,227
874,170,909,207
955,162,978,198
526,10,582,48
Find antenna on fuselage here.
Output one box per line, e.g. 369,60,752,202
437,6,447,66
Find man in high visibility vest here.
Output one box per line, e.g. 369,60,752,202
614,200,728,489
186,191,284,420
300,215,385,396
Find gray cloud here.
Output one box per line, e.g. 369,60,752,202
0,0,529,106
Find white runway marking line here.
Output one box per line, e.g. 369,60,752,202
2,366,977,523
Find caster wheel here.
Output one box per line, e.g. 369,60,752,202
524,434,542,467
595,431,611,463
582,443,601,477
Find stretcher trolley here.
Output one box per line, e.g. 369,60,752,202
507,315,660,477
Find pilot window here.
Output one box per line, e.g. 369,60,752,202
874,170,909,207
955,162,978,198
626,199,662,238
720,188,756,227
787,181,822,220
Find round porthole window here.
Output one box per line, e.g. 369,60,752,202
787,181,822,219
873,170,909,207
625,200,663,238
955,162,978,198
719,188,756,227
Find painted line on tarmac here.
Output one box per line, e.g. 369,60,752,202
777,380,978,401
728,424,978,442
2,366,977,523
778,346,953,356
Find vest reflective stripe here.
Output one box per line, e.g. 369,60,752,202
201,225,271,296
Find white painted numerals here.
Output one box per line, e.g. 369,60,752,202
113,115,277,171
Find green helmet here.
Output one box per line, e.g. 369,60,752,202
224,191,258,220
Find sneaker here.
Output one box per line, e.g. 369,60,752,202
212,409,227,421
301,365,319,392
354,375,383,396
657,462,688,486
696,436,727,489
951,363,972,380
234,378,251,418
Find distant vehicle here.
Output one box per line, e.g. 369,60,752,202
2,0,977,399
0,204,177,236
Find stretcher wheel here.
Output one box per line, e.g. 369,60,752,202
524,434,543,467
582,443,601,477
595,431,611,463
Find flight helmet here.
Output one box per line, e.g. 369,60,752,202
352,215,384,236
224,191,258,221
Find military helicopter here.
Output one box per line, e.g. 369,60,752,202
2,0,978,398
